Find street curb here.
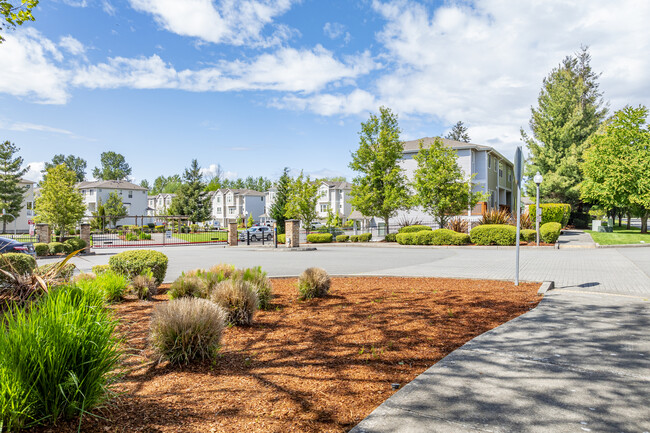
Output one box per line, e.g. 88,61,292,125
596,243,650,249
537,281,554,295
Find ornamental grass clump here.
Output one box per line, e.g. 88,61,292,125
168,274,205,299
210,279,258,326
209,263,236,279
94,270,129,302
149,297,226,365
131,269,157,300
297,267,331,300
478,209,511,225
237,266,272,310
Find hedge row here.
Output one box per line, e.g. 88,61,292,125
398,225,432,234
350,233,372,242
528,203,571,227
397,228,470,245
306,233,333,243
34,238,87,256
470,224,517,246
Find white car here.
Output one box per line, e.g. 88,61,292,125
239,226,274,241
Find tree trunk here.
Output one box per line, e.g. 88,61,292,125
626,213,631,230
642,212,648,234
618,212,622,227
384,216,390,235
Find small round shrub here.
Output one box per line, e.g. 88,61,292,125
521,229,537,243
34,242,49,256
61,241,74,254
64,237,87,252
414,230,435,245
138,232,152,240
210,279,258,325
0,253,37,283
92,264,110,275
297,267,331,300
277,233,286,244
432,229,471,246
350,235,359,242
48,242,65,255
398,225,432,234
336,234,349,242
396,232,415,245
358,233,372,242
149,297,226,365
453,233,471,245
470,224,517,246
540,222,562,243
109,250,168,286
306,233,333,243
384,233,397,242
169,275,205,299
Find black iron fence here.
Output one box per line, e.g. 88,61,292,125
0,233,39,243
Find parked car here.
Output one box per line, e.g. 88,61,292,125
239,226,274,241
308,221,324,230
0,237,36,257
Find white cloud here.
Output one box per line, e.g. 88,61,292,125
101,0,116,15
0,119,95,140
323,22,350,43
24,162,45,183
128,0,298,46
277,89,376,116
223,170,237,180
59,35,86,56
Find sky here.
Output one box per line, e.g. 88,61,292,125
2,0,650,186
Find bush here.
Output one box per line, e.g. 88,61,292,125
350,235,359,242
0,253,37,281
569,211,590,229
109,250,168,286
125,233,138,241
0,285,120,429
528,203,571,227
209,264,236,279
306,233,333,243
64,237,86,252
396,232,415,245
34,243,49,256
94,270,129,302
138,232,152,240
210,279,258,325
359,233,372,242
521,229,537,243
540,222,562,243
478,209,511,225
48,242,65,255
384,233,396,242
298,267,331,300
396,229,470,246
277,233,286,244
446,217,468,233
236,266,272,310
92,264,110,275
131,269,157,300
169,275,205,299
149,297,226,365
413,230,435,245
398,225,432,234
336,234,349,242
470,224,517,246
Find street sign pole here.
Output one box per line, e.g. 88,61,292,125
514,146,523,286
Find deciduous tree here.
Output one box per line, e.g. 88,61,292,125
35,165,85,238
43,154,86,183
104,191,127,228
285,171,318,230
0,141,28,232
0,0,38,43
92,151,132,181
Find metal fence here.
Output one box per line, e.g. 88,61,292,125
0,233,39,243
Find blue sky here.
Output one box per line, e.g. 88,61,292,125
2,0,649,185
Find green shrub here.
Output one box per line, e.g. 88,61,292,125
132,270,157,300
384,233,397,242
35,263,75,282
34,243,49,257
398,225,432,234
470,224,517,246
236,267,272,310
336,234,349,242
277,233,286,244
540,222,562,243
149,297,226,365
396,232,415,245
169,275,205,299
359,233,372,242
64,237,86,252
48,242,65,255
61,241,74,254
92,264,109,275
478,209,511,225
453,233,471,245
138,232,152,240
414,230,435,245
521,229,537,243
0,253,36,280
298,267,331,300
528,203,571,227
350,235,359,242
125,233,138,241
210,279,258,325
0,285,120,429
306,233,333,243
94,270,129,302
108,250,168,286
208,264,236,279
431,228,470,245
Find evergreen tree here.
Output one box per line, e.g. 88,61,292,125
523,46,607,206
139,179,150,190
445,121,471,143
270,167,291,234
349,106,409,233
43,154,87,183
0,141,28,232
92,151,132,181
104,191,127,228
169,159,212,222
35,164,86,239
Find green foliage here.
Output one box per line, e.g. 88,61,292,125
34,242,49,256
478,209,511,225
63,237,86,253
297,267,331,300
270,167,291,234
398,225,432,234
94,270,129,302
412,138,485,227
138,232,152,240
349,107,409,234
396,229,469,245
0,0,39,43
92,264,109,275
336,234,349,242
35,165,86,238
523,47,607,206
168,274,205,300
220,176,272,192
0,253,36,282
521,229,538,243
277,233,286,244
149,297,226,365
358,233,372,242
0,286,120,428
169,159,212,222
108,250,168,286
92,151,131,181
384,233,396,242
43,154,86,183
307,233,333,243
285,171,319,229
236,266,272,310
396,232,415,245
104,191,127,228
36,262,75,282
470,224,517,246
0,141,28,232
48,242,64,255
540,222,562,243
527,203,571,227
210,279,258,326
350,235,359,242
445,121,471,142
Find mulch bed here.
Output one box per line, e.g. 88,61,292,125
37,277,541,433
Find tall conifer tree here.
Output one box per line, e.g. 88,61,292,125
0,141,28,232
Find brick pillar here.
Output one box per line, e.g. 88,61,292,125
285,219,300,248
80,223,91,253
36,223,50,244
228,221,238,246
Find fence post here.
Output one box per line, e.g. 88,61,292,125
36,223,50,244
228,221,238,246
285,219,300,248
80,223,91,253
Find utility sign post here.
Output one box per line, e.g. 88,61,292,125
514,146,524,286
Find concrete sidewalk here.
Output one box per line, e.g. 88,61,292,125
557,229,597,249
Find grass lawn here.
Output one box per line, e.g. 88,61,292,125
172,232,227,242
585,226,650,245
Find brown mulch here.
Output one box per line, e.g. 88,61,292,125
38,277,541,433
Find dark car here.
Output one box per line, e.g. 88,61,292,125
239,226,274,241
0,237,36,257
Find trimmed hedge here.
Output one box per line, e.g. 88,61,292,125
34,242,49,256
64,237,86,252
358,233,372,242
384,233,397,242
350,235,359,242
277,233,286,244
528,203,571,227
92,264,110,275
336,234,349,242
540,222,562,243
470,224,517,246
48,242,65,255
398,225,432,234
0,253,37,280
307,233,333,243
521,229,537,243
108,250,168,286
396,229,470,246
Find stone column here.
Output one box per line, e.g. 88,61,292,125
80,223,91,253
36,223,50,244
228,221,238,246
285,219,300,248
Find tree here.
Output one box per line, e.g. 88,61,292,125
139,179,150,190
523,46,607,207
445,121,471,143
0,0,38,43
0,141,28,232
204,163,223,192
35,164,85,239
104,191,127,227
412,138,486,228
169,159,212,222
43,154,87,183
92,151,132,181
581,105,650,233
221,176,272,192
285,171,318,230
270,167,291,234
247,214,254,227
349,106,409,233
90,199,106,231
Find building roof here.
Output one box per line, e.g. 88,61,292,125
76,180,148,191
148,193,176,199
20,178,35,184
402,136,513,166
211,188,266,197
321,181,352,190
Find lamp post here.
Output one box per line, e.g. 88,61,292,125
533,172,543,246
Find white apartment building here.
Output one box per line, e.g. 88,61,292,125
260,187,277,224
209,188,266,227
315,181,353,222
147,193,176,216
77,180,149,226
4,178,36,233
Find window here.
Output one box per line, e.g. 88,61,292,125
216,207,222,213
490,192,495,208
227,195,233,203
128,191,133,198
320,204,329,212
494,159,498,172
216,196,221,203
488,156,491,169
228,208,235,215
